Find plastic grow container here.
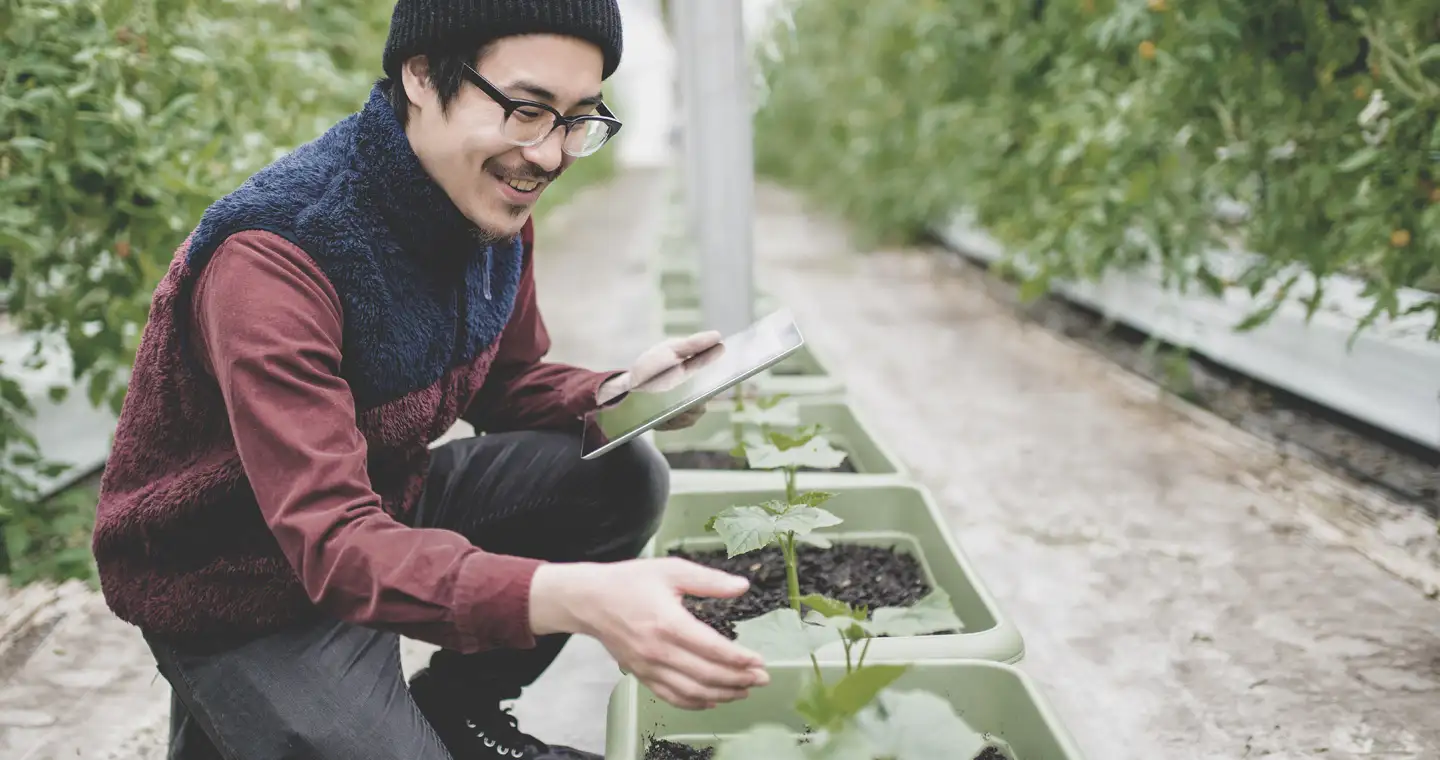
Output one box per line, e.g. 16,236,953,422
644,480,1024,664
605,659,1086,760
655,398,906,480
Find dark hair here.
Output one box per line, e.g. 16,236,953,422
380,43,492,126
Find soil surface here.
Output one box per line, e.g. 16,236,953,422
670,544,936,638
663,449,859,473
643,738,714,760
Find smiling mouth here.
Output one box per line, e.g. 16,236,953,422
501,176,542,193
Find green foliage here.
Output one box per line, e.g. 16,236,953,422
704,492,842,557
708,590,998,760
688,394,992,759
0,0,392,580
705,401,851,609
0,484,100,585
754,0,1440,339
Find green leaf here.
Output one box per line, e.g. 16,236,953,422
733,398,802,427
169,46,210,64
746,436,849,471
852,689,989,760
706,505,780,555
755,393,792,409
714,724,809,760
774,505,844,536
733,607,836,661
1336,147,1379,173
707,503,844,557
706,505,779,555
6,136,50,153
798,593,858,619
796,665,909,730
793,490,836,509
767,425,822,450
867,589,965,636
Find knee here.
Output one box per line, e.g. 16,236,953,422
579,435,669,553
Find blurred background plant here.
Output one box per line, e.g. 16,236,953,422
0,0,386,583
754,0,1440,332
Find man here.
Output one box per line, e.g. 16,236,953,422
89,2,770,758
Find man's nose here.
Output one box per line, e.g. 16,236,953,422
520,127,566,174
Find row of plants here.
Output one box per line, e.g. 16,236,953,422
0,0,393,581
601,256,1084,757
750,0,1440,340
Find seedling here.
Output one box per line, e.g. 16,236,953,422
697,592,1008,760
704,422,850,611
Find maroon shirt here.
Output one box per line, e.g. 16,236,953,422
93,221,619,653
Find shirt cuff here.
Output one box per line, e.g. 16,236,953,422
452,553,547,653
573,369,629,414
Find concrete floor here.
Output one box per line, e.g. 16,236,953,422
749,186,1440,759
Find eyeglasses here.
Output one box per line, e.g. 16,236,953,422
462,64,622,158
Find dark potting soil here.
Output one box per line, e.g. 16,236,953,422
643,738,713,760
669,544,938,639
663,449,859,473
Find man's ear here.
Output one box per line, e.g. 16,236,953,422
400,55,433,109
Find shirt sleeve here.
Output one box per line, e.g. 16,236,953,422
463,219,625,433
191,230,543,654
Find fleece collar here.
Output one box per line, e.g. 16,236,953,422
352,85,497,262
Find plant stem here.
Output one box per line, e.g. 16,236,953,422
843,636,853,674
782,532,801,611
784,466,798,505
856,637,873,670
731,387,745,453
809,652,824,686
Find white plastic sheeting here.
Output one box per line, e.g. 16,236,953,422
934,212,1440,452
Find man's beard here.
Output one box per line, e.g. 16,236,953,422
480,154,560,231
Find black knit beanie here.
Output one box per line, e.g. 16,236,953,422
382,0,624,81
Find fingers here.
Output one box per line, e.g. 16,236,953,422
662,557,751,599
659,632,770,690
655,407,704,430
668,612,766,671
638,635,769,710
668,330,723,357
649,668,752,709
643,677,714,711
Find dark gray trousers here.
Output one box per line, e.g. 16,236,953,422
145,431,669,760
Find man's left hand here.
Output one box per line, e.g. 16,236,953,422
597,331,723,430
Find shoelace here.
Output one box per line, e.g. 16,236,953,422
463,708,543,759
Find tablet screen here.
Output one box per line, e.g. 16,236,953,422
580,309,804,458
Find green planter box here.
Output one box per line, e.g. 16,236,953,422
663,289,781,313
656,398,905,479
644,481,1024,664
604,659,1087,760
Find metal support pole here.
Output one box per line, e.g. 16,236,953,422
679,0,755,336
671,0,702,261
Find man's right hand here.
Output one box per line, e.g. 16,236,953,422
528,557,770,710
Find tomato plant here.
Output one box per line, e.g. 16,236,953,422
0,0,391,580
754,0,1440,337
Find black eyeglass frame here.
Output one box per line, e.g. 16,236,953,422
461,63,623,157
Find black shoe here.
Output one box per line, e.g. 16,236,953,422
409,669,600,760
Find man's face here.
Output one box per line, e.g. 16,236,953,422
400,34,606,240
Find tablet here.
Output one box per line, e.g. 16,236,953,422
580,308,805,459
